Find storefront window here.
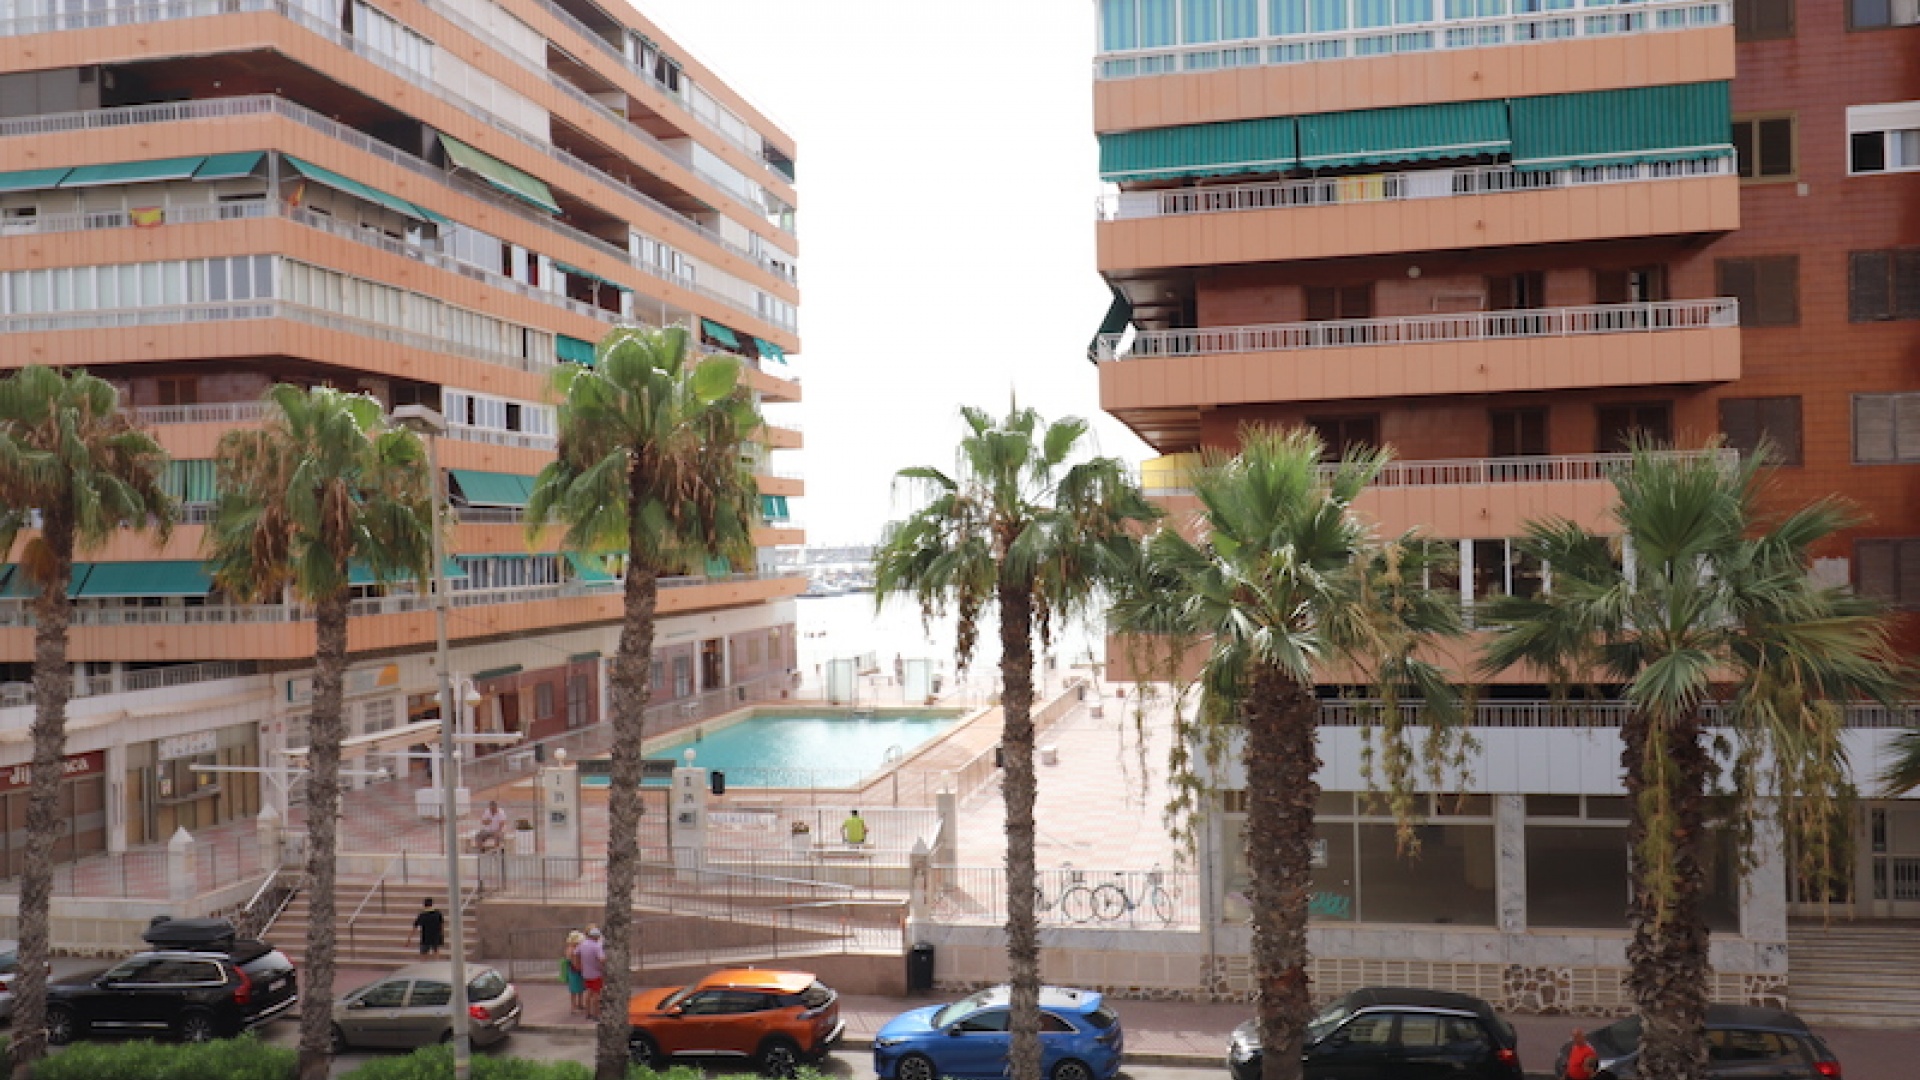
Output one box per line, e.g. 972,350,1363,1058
1527,825,1630,928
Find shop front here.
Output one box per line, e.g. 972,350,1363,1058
122,724,260,846
0,751,108,875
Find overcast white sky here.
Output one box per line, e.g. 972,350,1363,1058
636,0,1150,546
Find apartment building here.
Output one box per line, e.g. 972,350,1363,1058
0,0,805,870
1090,0,1919,1012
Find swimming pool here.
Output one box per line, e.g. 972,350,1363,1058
581,708,965,789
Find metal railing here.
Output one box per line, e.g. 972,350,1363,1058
1093,0,1728,79
1137,448,1737,494
500,899,903,982
344,858,394,958
929,864,1200,929
444,425,558,452
0,660,251,706
1322,699,1920,729
1097,156,1736,220
1097,299,1738,362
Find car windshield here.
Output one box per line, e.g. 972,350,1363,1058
1591,1017,1643,1057
1306,1002,1354,1044
662,986,698,1010
469,971,508,1000
799,982,833,1009
1086,1005,1119,1031
933,991,999,1029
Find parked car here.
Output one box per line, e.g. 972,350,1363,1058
1227,987,1523,1080
332,963,520,1051
626,968,843,1076
873,985,1125,1080
1554,1005,1843,1079
0,939,17,1023
46,941,297,1045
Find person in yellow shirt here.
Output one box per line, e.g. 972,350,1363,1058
840,809,868,846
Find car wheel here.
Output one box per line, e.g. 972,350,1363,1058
330,1024,350,1054
45,1006,77,1046
758,1037,802,1078
896,1052,938,1080
1051,1059,1095,1080
628,1031,662,1069
177,1011,218,1044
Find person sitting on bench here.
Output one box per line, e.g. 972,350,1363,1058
475,800,509,853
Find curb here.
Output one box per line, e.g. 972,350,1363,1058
510,1025,1228,1068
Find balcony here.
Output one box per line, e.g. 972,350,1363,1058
1097,158,1738,270
1092,0,1733,128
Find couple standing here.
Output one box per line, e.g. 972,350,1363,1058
563,927,606,1017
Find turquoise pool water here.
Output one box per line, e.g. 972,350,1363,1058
582,709,965,788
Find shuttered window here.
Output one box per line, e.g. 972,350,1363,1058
1718,397,1802,466
1717,256,1799,327
1848,250,1920,322
1855,540,1920,607
1733,0,1794,38
1732,116,1796,180
1490,409,1549,457
1852,393,1920,464
1308,415,1380,460
1305,285,1372,321
1596,403,1672,453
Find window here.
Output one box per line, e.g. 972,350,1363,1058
956,1010,1010,1034
1733,0,1794,37
1856,539,1920,606
1340,1015,1398,1047
1852,393,1920,463
567,674,590,729
1595,266,1666,304
408,981,452,1008
1526,824,1630,927
360,981,410,1008
1849,250,1920,322
1596,402,1672,452
1489,409,1548,457
1731,116,1796,180
1718,396,1803,466
1716,256,1799,327
1850,106,1920,174
1487,271,1546,310
1308,415,1379,460
1469,538,1545,604
1849,0,1919,28
156,376,198,407
1304,284,1373,321
534,682,554,720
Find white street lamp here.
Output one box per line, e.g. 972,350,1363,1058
392,403,472,1080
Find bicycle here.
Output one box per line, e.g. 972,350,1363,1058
1032,863,1091,923
1078,864,1175,925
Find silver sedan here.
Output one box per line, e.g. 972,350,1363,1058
331,963,520,1051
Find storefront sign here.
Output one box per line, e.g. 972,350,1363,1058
0,751,105,794
159,731,219,761
284,663,399,704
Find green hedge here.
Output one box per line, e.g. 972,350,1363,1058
29,1036,296,1080
337,1047,824,1080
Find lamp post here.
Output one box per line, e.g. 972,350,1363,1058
393,403,472,1080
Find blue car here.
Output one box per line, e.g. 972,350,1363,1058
873,986,1124,1080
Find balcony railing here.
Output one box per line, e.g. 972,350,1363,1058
1097,299,1738,362
1096,157,1735,221
128,400,273,426
1139,449,1736,494
444,425,558,452
0,660,252,706
1093,0,1728,80
1322,699,1920,729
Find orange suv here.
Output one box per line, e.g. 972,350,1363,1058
627,968,843,1076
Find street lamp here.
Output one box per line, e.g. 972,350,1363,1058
392,403,473,1080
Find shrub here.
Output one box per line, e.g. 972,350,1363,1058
29,1036,295,1080
337,1046,827,1080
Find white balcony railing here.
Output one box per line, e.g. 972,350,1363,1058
0,660,252,706
1097,157,1735,221
1097,299,1738,362
1322,699,1920,729
127,400,273,427
1093,0,1728,80
1139,449,1737,494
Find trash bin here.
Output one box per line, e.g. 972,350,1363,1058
907,942,935,993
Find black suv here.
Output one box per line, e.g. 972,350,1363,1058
1228,987,1524,1080
1555,1005,1843,1079
47,941,298,1044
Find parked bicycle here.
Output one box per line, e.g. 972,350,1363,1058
1033,862,1091,923
1064,864,1175,925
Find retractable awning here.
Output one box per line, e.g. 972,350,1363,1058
1297,100,1510,170
1088,285,1133,360
193,152,265,181
704,556,732,579
564,552,616,583
438,134,561,214
1099,117,1297,183
162,460,218,504
760,495,790,520
0,167,72,193
71,561,213,598
554,263,632,292
451,470,534,507
61,156,207,188
700,318,741,349
285,156,439,223
1509,82,1734,172
556,334,598,365
755,337,787,364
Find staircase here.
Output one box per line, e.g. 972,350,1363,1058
266,874,462,967
1788,920,1920,1028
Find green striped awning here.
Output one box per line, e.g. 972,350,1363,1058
71,561,212,598
564,552,616,583
760,495,789,520
162,460,218,504
554,263,632,292
438,134,561,215
1089,284,1133,360
1509,82,1734,172
755,337,786,364
450,470,533,508
700,319,741,349
61,156,207,188
193,152,265,181
704,556,733,579
0,566,37,598
1098,117,1297,183
1297,100,1510,170
348,559,466,585
556,334,598,365
0,167,72,193
285,156,438,222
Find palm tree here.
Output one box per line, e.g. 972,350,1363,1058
524,325,760,1080
1883,731,1920,796
1109,426,1465,1080
0,366,173,1079
1480,442,1905,1080
207,384,435,1080
875,404,1156,1080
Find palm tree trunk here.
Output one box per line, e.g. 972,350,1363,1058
1248,666,1319,1080
1623,709,1712,1080
297,595,349,1080
596,551,658,1080
9,519,74,1080
999,581,1043,1080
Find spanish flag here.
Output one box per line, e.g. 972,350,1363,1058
130,206,164,228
